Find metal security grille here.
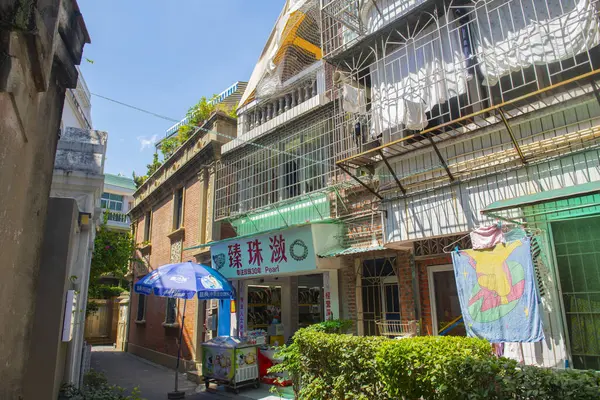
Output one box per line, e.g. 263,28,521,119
552,216,600,370
359,257,399,336
215,105,355,220
329,0,600,196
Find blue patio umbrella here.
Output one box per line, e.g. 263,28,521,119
134,262,235,399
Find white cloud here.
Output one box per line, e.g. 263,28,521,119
137,134,158,151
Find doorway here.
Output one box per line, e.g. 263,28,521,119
361,257,399,335
428,265,465,336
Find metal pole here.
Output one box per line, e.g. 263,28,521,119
175,299,187,393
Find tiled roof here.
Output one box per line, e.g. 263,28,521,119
105,173,136,190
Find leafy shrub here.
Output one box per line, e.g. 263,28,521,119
445,357,600,400
303,319,353,334
274,328,600,400
59,370,144,400
272,328,388,399
89,284,126,299
377,336,492,399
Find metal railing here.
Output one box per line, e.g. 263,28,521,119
105,211,129,224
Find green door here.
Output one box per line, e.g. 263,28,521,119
552,216,600,370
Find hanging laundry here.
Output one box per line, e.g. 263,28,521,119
493,342,505,357
451,237,544,343
471,0,600,86
342,84,367,114
504,227,527,243
470,224,505,250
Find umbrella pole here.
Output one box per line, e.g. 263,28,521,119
170,298,187,399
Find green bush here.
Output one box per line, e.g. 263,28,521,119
445,357,600,400
377,336,492,399
59,370,144,400
272,329,388,399
273,327,600,400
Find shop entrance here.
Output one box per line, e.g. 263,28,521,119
428,265,465,336
552,216,600,370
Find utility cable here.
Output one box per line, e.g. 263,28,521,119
91,92,385,180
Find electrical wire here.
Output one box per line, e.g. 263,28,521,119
91,92,385,181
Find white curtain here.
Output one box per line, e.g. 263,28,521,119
471,0,600,86
370,14,469,134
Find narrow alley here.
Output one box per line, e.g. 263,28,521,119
91,347,289,400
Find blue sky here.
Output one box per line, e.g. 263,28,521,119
78,0,284,177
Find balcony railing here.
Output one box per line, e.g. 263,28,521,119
105,211,130,225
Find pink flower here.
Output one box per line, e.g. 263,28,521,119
105,245,111,250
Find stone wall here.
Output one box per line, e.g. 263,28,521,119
0,1,89,398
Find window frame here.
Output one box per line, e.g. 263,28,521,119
101,192,124,212
143,210,152,242
165,298,178,325
136,293,146,322
173,187,185,230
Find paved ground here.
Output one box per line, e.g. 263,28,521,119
91,346,290,400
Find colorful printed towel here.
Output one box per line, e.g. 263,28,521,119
470,224,505,249
451,237,544,343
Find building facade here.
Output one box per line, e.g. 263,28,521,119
128,109,238,370
102,173,136,231
0,1,90,398
319,0,600,370
211,0,600,370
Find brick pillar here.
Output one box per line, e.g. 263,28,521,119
396,251,416,322
338,262,357,334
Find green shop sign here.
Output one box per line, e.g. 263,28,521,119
210,223,341,279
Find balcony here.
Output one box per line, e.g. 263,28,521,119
104,211,130,230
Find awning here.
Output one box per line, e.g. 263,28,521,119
482,181,600,213
318,245,386,258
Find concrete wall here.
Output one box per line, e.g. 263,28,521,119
0,1,89,397
24,198,80,400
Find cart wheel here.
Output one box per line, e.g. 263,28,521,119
253,381,260,389
234,388,240,394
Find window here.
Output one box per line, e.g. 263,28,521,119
101,193,124,211
143,210,152,242
173,187,184,230
136,294,146,322
165,298,177,324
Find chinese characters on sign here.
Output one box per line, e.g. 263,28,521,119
228,244,242,269
323,272,333,320
248,239,264,266
210,226,316,279
238,295,245,335
270,234,287,263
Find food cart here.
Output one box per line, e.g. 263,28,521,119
202,336,260,394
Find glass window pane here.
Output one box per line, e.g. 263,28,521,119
110,194,124,201
101,199,108,209
102,193,110,199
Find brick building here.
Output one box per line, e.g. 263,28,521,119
127,109,237,370
209,0,600,371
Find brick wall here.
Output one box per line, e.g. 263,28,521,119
416,255,452,336
395,251,416,322
339,262,357,334
129,174,202,363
